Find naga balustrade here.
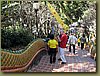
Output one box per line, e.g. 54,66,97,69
1,39,47,72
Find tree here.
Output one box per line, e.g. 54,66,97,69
46,1,89,25
81,1,96,41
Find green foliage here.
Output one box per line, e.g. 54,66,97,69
1,26,33,49
50,1,90,25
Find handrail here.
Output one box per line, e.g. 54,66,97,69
1,39,47,72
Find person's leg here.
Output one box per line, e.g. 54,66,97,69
78,42,79,46
78,42,80,47
53,49,56,63
49,48,53,63
69,44,71,52
57,47,62,60
60,48,66,63
58,47,60,55
81,43,83,50
83,43,84,49
73,44,75,54
81,43,84,50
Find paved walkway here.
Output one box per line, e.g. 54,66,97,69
27,46,96,72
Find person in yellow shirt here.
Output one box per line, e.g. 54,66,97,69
78,36,80,47
48,34,58,64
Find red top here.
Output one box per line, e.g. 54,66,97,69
60,33,68,48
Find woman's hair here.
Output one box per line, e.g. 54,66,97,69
50,34,54,39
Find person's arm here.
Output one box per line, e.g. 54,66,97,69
47,41,49,46
56,45,58,52
55,40,58,52
80,37,82,42
57,36,61,42
75,37,78,44
47,41,50,50
60,35,65,42
67,36,70,44
66,36,68,43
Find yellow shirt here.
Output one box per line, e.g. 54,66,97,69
78,38,80,42
48,39,58,48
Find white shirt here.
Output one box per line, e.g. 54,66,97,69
68,35,77,45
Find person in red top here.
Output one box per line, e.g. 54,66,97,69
60,33,68,48
58,29,68,64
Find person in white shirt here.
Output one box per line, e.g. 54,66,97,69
57,30,68,64
68,33,77,54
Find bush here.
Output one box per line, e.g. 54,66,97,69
1,26,33,49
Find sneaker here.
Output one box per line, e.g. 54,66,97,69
61,62,66,64
58,58,62,61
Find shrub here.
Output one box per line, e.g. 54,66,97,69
1,26,33,49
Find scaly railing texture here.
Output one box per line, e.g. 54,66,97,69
1,39,47,72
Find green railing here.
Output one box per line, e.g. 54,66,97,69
1,39,47,72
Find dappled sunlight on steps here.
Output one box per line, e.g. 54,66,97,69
27,46,96,72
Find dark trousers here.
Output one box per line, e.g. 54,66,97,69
81,43,84,50
78,42,80,47
69,44,75,54
49,48,57,63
